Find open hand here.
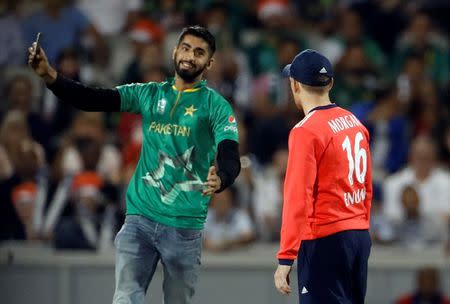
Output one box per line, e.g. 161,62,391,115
202,166,221,196
274,264,292,295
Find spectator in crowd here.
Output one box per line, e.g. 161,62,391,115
352,86,410,179
9,139,42,241
396,267,450,304
199,2,234,50
350,0,408,55
395,54,445,136
21,0,106,65
394,185,447,249
204,187,255,251
0,111,45,176
247,37,301,164
77,0,143,37
121,19,164,84
54,137,118,250
383,136,450,224
332,42,378,109
146,0,187,32
396,54,427,106
205,47,251,108
411,81,441,136
245,0,298,77
0,111,45,241
4,74,50,150
392,12,450,88
57,112,121,185
76,0,144,83
0,0,25,67
252,148,287,241
296,0,341,64
251,37,300,118
336,8,387,73
0,144,24,241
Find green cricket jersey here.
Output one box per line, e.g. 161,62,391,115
116,78,239,229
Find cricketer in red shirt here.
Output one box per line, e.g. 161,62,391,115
274,49,372,304
277,104,372,261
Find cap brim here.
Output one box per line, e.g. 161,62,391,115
281,64,291,77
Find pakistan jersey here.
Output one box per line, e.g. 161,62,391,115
117,78,239,229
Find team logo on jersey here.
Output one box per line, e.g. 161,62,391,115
141,146,203,204
157,98,167,114
184,105,197,117
228,115,236,123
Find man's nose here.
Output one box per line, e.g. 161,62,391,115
184,50,195,61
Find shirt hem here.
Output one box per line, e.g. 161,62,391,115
126,212,205,230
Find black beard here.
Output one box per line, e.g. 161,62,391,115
173,57,206,83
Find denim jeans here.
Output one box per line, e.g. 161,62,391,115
112,215,202,304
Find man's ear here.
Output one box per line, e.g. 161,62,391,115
206,57,214,70
290,78,300,94
328,78,334,91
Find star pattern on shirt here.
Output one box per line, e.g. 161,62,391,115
184,105,197,117
141,146,203,204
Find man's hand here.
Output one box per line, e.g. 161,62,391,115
202,166,221,195
274,264,292,295
27,42,57,84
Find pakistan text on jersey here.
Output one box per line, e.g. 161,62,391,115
149,122,191,137
344,187,366,207
327,114,362,134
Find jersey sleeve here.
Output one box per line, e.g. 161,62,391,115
116,83,156,114
209,96,239,145
277,127,321,263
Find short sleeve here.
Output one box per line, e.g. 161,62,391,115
116,83,156,114
209,96,239,145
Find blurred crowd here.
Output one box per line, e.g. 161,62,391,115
0,0,449,267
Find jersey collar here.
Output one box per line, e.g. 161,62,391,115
308,103,337,114
168,77,207,93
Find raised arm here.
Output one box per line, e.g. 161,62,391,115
28,42,120,112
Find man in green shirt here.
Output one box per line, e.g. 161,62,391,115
28,26,241,304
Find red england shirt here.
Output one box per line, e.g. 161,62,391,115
277,104,372,262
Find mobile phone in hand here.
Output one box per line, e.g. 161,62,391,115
34,32,41,54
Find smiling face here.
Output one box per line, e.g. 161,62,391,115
173,34,213,83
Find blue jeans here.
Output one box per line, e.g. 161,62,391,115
112,215,202,304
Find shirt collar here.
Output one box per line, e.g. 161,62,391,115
168,77,207,92
308,103,337,114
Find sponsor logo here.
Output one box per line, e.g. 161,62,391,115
301,287,308,294
224,125,238,132
228,115,236,123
